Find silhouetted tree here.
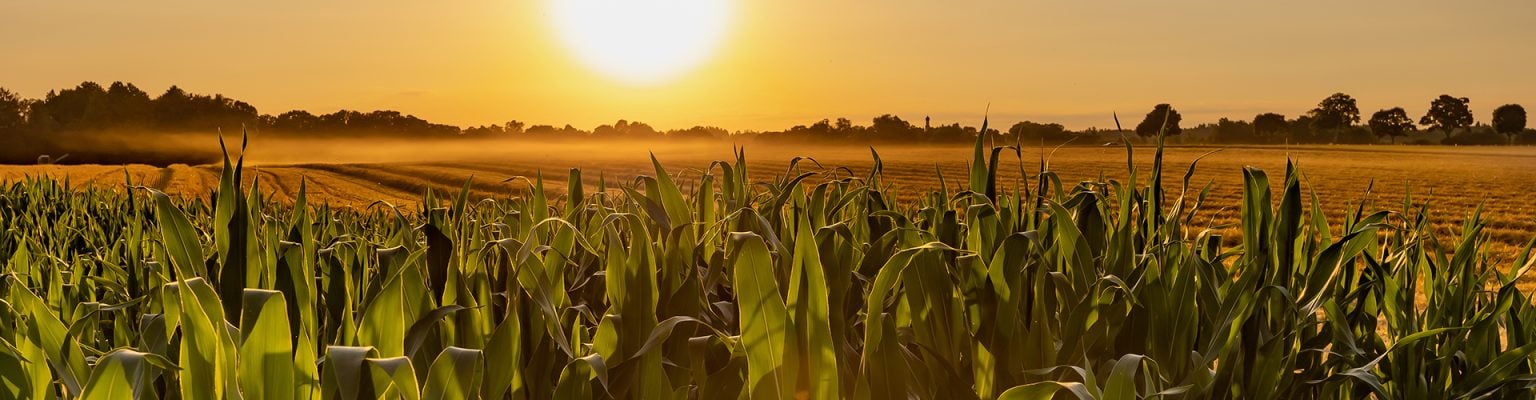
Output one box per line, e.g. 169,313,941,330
1008,121,1070,143
1368,108,1415,144
1288,115,1319,143
105,82,152,127
835,118,853,133
463,124,507,136
273,110,319,132
524,124,559,138
870,114,917,141
592,120,658,138
148,85,259,132
1134,104,1182,138
505,120,525,135
1308,93,1360,143
1492,104,1526,144
1419,95,1473,140
1252,113,1287,142
0,87,23,133
1211,118,1255,143
929,122,984,144
666,126,728,139
38,82,113,130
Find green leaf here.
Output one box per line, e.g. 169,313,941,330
151,189,205,279
240,289,295,400
366,356,420,400
80,349,165,400
323,346,379,400
7,276,89,396
423,347,484,400
729,232,800,400
552,354,609,400
998,381,1093,400
789,221,840,399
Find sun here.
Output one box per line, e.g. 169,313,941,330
548,0,733,86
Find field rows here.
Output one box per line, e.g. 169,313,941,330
5,144,1533,258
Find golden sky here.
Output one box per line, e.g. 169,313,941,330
3,1,1534,131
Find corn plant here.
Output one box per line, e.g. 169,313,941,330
1,127,1533,399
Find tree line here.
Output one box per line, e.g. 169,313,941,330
2,81,1533,158
0,82,462,138
1131,93,1531,146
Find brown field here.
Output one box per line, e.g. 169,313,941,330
5,138,1535,275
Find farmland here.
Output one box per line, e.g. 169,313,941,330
2,136,1535,398
6,140,1535,257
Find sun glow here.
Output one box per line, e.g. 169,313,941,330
548,0,732,86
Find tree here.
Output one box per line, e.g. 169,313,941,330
273,110,319,132
105,81,152,126
1492,104,1526,144
1419,94,1473,140
1367,108,1415,144
1308,93,1360,137
834,117,853,133
1134,104,1182,138
1208,118,1254,144
870,114,916,140
0,87,23,133
1008,121,1070,143
40,82,111,130
1253,113,1287,142
1288,115,1318,143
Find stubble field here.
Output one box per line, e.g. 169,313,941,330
5,138,1535,268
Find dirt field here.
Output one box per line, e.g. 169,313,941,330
5,140,1536,264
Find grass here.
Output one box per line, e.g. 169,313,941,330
0,130,1534,399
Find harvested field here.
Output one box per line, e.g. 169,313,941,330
6,141,1533,256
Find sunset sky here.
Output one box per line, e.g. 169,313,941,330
3,1,1534,131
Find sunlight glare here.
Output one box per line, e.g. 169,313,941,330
548,0,732,86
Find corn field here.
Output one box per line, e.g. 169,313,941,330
2,129,1534,399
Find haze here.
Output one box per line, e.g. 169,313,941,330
3,1,1533,131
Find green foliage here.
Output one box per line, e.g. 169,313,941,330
1,129,1534,399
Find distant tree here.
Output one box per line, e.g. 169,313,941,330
1252,113,1287,142
1492,104,1526,144
560,124,585,137
148,85,260,132
1367,108,1415,144
505,120,525,135
1419,95,1473,140
625,121,659,137
104,81,152,126
870,114,916,140
1008,121,1070,143
0,87,23,133
1442,125,1506,145
1308,93,1360,142
39,82,112,130
152,85,190,127
594,120,659,138
1134,104,1182,138
524,124,558,138
666,126,728,139
1211,118,1255,144
273,110,319,132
